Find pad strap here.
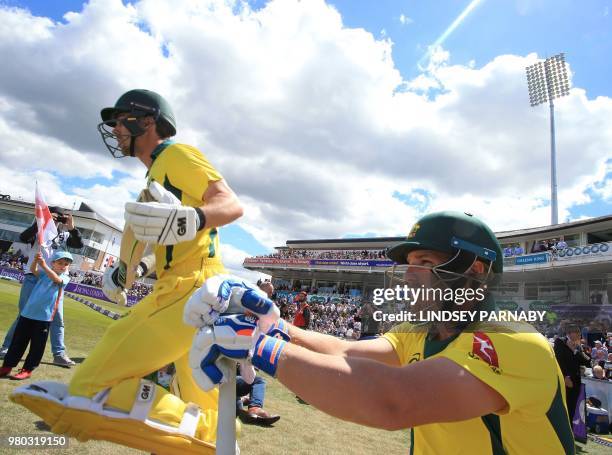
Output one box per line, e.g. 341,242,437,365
130,379,156,421
178,403,201,438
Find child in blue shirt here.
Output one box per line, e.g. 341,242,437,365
0,250,72,380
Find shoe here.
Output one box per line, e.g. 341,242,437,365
0,348,7,359
10,369,32,380
53,354,76,367
238,407,280,426
0,366,12,378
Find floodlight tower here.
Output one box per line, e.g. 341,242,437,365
525,53,570,225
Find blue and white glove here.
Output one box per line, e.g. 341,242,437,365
267,318,291,341
190,314,288,391
183,275,280,331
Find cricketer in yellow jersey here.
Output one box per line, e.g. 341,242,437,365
188,211,576,455
11,89,245,454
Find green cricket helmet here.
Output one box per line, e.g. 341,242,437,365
386,211,502,288
98,89,176,158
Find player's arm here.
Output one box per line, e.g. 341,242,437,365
125,179,243,246
198,179,243,229
276,346,506,430
289,324,400,366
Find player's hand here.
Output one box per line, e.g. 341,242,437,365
189,314,287,391
189,314,259,391
124,181,202,246
267,318,291,341
102,263,127,306
183,274,280,331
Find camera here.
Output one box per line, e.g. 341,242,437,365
55,214,68,223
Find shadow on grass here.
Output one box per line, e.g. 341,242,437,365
39,357,86,368
35,420,51,432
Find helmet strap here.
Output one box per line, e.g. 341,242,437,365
122,117,147,158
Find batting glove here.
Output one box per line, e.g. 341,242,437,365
124,181,204,246
189,314,288,391
183,275,280,331
102,263,127,306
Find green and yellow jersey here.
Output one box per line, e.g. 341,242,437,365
146,141,223,275
383,322,575,455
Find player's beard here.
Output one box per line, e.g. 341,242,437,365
383,265,474,332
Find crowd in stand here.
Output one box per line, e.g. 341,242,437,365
0,252,28,271
278,296,362,338
547,319,612,381
251,248,387,261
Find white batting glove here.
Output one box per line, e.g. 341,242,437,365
102,263,127,306
124,181,203,246
183,274,280,331
189,315,260,391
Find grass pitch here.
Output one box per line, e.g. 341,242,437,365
0,281,607,454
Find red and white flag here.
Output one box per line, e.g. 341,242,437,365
35,182,58,248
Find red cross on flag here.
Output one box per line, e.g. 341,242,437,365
35,182,58,248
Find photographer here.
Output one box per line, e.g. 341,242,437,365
0,207,83,367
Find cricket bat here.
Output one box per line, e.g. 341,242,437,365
217,359,237,455
117,188,154,290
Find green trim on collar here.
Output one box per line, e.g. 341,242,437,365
151,139,175,163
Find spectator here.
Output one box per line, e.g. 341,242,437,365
0,251,73,380
0,208,82,367
257,279,274,298
592,365,606,380
553,325,591,424
236,372,280,426
503,247,512,257
513,245,524,256
556,237,567,251
292,292,311,330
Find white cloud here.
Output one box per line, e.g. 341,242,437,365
0,0,609,261
399,14,413,25
222,243,271,283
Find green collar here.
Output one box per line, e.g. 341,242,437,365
151,139,175,163
146,140,174,178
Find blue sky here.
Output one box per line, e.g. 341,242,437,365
1,0,610,261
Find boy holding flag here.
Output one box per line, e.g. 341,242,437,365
0,250,73,380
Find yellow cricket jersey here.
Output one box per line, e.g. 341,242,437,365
146,141,223,275
383,322,575,455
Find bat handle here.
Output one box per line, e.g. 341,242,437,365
217,358,238,455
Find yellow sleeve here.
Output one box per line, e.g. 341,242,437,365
165,144,223,203
438,331,558,415
383,323,421,365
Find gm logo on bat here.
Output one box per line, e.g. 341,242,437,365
177,217,187,235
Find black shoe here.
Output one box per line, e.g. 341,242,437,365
238,407,280,426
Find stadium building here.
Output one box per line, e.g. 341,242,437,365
243,214,612,323
0,194,122,271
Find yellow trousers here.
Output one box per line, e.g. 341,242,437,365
69,258,225,443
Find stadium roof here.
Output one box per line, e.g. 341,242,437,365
284,214,612,249
0,197,122,232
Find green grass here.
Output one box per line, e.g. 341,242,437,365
0,281,608,454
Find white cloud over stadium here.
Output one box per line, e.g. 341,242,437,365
0,0,610,262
